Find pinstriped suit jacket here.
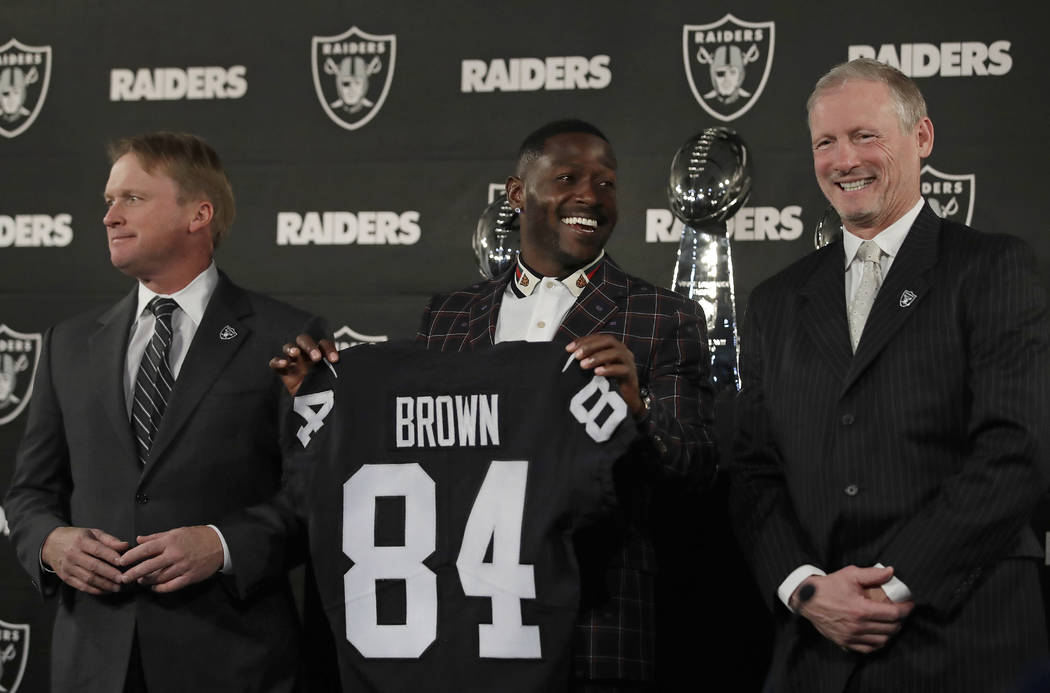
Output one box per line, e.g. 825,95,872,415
417,257,717,683
732,204,1050,692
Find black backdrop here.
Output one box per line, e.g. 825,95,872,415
2,1,1048,690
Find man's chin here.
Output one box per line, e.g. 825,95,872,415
835,206,879,229
109,255,138,277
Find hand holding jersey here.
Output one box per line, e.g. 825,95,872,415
566,334,645,417
269,332,339,395
286,341,636,692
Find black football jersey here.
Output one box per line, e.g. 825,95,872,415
288,340,636,693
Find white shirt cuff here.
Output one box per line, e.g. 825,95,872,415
778,564,826,612
207,524,233,574
874,562,911,602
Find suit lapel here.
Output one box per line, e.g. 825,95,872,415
798,243,853,385
556,259,627,344
843,204,939,392
466,275,508,350
142,273,252,476
88,290,139,465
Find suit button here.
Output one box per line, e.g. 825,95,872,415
844,484,859,497
841,414,855,426
135,492,149,504
653,435,668,456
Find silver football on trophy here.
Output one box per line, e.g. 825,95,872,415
813,205,843,249
473,193,519,279
668,127,753,231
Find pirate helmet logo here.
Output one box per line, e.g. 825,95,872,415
920,165,975,226
0,325,41,426
0,39,51,139
311,26,396,131
683,15,774,122
0,619,29,693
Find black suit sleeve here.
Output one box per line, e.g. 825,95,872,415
4,326,72,595
879,235,1050,612
213,314,328,600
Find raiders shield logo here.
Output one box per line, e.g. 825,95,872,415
0,39,51,139
332,325,388,350
683,15,774,122
0,325,41,426
920,165,975,226
0,619,29,693
311,26,396,131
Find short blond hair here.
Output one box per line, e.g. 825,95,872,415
108,131,235,247
807,58,928,132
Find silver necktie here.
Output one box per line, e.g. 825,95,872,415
848,240,883,352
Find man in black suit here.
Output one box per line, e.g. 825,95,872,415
731,59,1050,691
5,132,320,692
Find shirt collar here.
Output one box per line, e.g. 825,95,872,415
135,262,219,327
843,197,924,268
510,251,606,298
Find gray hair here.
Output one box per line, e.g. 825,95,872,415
807,58,928,132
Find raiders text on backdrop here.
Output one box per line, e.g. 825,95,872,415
276,211,421,245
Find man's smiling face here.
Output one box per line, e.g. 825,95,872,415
809,79,933,237
509,131,617,278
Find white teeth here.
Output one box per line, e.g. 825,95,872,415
561,216,597,229
839,178,874,192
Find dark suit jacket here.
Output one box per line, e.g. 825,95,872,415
731,204,1050,692
417,257,718,683
5,271,320,693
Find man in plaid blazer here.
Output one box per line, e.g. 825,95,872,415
416,119,718,690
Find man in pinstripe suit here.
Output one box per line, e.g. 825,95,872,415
732,58,1050,691
416,119,719,691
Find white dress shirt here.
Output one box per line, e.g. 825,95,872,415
494,251,605,344
124,263,219,414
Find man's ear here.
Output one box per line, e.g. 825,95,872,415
188,200,214,234
915,117,934,158
506,176,524,211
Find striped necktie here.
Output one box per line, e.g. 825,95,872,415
132,297,178,465
848,240,883,352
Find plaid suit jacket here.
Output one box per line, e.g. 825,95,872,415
417,257,717,683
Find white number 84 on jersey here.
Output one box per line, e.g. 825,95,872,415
293,374,627,660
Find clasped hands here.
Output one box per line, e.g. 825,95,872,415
792,565,915,654
41,525,224,595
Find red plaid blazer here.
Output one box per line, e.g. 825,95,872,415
417,257,717,684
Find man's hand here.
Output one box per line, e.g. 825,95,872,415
268,333,338,395
41,526,128,595
566,335,643,416
118,526,224,593
793,565,914,654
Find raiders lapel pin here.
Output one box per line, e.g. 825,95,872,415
899,290,917,308
219,325,238,340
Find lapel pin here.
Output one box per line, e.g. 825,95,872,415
899,290,917,308
219,325,238,340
